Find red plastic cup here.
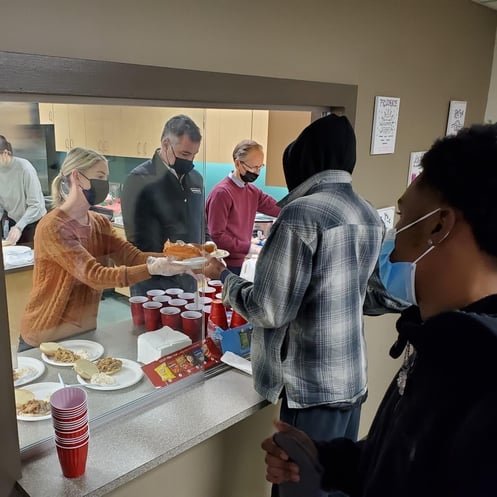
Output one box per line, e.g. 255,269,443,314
178,292,195,303
230,309,248,328
199,286,216,298
168,298,188,313
129,296,148,327
208,280,223,294
185,302,203,312
165,288,184,297
152,295,171,306
209,299,228,329
160,306,182,330
181,310,203,342
198,296,212,306
56,440,89,478
203,305,211,334
146,289,166,301
142,301,162,331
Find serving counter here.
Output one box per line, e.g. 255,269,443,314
16,320,273,497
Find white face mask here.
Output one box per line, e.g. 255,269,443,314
378,208,442,305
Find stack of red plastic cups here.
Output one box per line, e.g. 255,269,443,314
50,386,89,478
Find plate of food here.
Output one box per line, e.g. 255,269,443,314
15,382,63,421
40,340,104,366
13,357,46,387
74,357,144,391
210,249,230,259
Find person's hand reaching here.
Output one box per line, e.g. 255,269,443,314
6,225,22,245
147,256,201,280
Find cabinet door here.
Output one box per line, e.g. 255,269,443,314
205,109,252,164
251,110,269,152
38,103,54,124
52,104,86,151
85,105,123,156
67,105,86,149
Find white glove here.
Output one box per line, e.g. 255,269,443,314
147,256,192,277
6,225,22,245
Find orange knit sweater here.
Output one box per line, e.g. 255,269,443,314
20,209,153,346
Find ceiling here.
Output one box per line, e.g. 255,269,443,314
472,0,497,10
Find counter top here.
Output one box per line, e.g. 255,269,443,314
17,322,267,497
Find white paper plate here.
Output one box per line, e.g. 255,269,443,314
16,382,63,422
41,339,104,367
3,245,31,255
211,249,230,259
171,257,206,269
76,358,143,391
14,357,46,387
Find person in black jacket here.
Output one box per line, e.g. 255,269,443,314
262,123,497,497
121,114,207,295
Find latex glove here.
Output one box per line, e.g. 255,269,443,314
6,225,22,245
147,256,198,278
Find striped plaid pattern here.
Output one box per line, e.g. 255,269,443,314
223,170,384,408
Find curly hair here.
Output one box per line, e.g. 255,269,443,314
419,123,497,257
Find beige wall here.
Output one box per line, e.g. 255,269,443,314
2,1,496,495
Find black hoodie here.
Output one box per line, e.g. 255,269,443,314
316,295,497,497
282,114,356,191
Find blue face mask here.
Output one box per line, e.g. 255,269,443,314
379,208,441,306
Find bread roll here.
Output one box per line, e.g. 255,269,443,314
74,358,99,380
203,241,217,253
15,388,34,408
163,239,202,260
39,342,61,356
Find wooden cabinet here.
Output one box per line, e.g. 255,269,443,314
38,103,55,125
204,109,269,163
51,104,86,152
38,103,266,165
84,105,122,156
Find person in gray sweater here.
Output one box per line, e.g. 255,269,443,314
0,135,46,245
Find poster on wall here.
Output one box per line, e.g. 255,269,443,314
407,151,426,186
370,96,401,155
446,100,467,136
377,206,396,230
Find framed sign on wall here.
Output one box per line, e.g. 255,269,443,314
370,96,400,155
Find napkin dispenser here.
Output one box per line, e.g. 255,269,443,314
137,326,192,364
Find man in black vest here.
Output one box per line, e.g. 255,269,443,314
121,114,207,295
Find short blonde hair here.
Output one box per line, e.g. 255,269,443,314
51,147,107,207
232,139,263,162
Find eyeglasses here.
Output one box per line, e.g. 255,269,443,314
240,160,265,172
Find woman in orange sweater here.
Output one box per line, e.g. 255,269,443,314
19,147,194,349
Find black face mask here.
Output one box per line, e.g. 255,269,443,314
171,148,194,176
80,172,109,206
240,171,259,183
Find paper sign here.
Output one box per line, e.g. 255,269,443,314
377,207,396,230
407,151,426,186
446,101,466,136
371,96,401,154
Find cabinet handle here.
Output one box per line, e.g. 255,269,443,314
70,139,74,148
143,142,147,156
137,142,141,156
65,138,70,150
49,110,53,122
